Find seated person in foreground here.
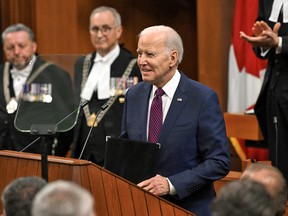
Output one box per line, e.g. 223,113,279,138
241,162,287,216
211,179,276,216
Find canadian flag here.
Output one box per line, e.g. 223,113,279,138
228,0,267,113
227,0,268,160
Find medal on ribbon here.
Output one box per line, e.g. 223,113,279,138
6,97,18,114
87,113,97,127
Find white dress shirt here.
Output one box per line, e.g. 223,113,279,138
147,70,181,130
81,45,120,100
147,70,181,196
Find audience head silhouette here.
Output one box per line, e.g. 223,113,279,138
241,163,287,216
1,176,47,216
211,179,276,216
31,180,95,216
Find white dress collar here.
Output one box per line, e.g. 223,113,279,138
269,0,288,23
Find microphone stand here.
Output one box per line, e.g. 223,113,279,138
30,124,57,181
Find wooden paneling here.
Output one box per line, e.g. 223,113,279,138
197,0,235,110
0,0,35,27
34,0,89,54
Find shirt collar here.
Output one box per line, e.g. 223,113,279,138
151,70,181,99
94,44,120,63
10,55,36,79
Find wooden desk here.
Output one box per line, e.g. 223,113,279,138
224,113,263,141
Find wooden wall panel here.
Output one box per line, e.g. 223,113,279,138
197,0,235,111
0,0,35,27
34,0,85,54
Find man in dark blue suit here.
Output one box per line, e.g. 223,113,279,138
120,25,230,215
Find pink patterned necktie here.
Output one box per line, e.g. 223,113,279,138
148,88,164,143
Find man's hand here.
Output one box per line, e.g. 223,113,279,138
240,21,281,49
137,174,169,196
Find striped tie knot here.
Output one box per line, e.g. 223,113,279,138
155,88,164,97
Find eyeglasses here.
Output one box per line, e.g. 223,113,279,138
89,25,115,35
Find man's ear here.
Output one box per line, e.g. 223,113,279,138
116,25,123,40
169,50,178,67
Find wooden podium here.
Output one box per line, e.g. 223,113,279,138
0,150,194,216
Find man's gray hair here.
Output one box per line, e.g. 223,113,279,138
32,180,94,216
138,25,184,64
2,23,35,42
90,6,121,27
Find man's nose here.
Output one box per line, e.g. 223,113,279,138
138,56,147,65
14,46,21,54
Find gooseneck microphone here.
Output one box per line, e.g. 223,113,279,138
78,102,108,159
273,116,278,168
19,100,89,152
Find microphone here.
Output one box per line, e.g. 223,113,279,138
19,100,88,152
78,102,109,159
273,116,278,168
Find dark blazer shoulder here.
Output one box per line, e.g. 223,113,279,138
179,72,215,96
113,47,136,66
127,81,150,95
112,47,141,79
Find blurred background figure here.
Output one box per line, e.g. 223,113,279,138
72,6,141,165
0,23,75,156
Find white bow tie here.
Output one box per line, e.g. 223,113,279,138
269,0,288,23
10,68,30,80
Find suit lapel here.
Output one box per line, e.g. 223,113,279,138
139,83,152,140
158,74,189,144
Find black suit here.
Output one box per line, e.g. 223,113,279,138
254,0,288,182
72,47,142,166
0,58,75,156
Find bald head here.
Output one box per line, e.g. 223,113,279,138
241,163,287,216
241,163,285,196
